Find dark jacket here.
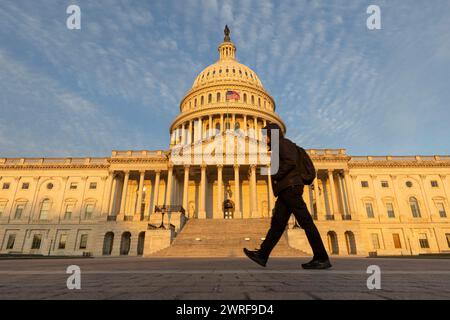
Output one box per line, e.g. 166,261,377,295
264,123,303,196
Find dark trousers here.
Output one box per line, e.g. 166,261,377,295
260,185,329,261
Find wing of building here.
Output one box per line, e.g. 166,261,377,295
1,28,450,258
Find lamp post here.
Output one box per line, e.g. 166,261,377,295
159,206,166,229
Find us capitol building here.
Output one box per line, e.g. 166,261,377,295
1,27,449,258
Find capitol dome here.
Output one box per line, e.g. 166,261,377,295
170,26,285,146
191,53,264,90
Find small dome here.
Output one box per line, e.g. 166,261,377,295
192,32,263,90
192,60,263,89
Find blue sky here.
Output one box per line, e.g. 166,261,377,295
1,0,449,158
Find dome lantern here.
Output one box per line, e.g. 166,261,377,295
218,25,236,61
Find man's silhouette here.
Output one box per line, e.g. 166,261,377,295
244,123,332,269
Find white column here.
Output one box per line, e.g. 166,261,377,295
195,117,200,142
102,172,114,216
344,170,356,216
27,177,41,222
152,170,161,213
313,173,322,219
439,175,450,212
109,176,118,215
217,165,223,218
77,176,88,222
135,171,145,217
267,166,274,215
209,116,212,137
419,175,432,219
188,120,193,144
253,117,258,140
328,170,339,215
338,173,348,216
220,114,224,133
165,165,173,206
56,176,69,222
180,123,185,145
243,115,247,136
234,164,241,218
250,165,258,217
182,166,189,215
199,164,207,218
119,171,130,216
371,175,384,220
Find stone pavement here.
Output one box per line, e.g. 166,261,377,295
0,257,449,300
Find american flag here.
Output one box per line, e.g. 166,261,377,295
226,90,240,101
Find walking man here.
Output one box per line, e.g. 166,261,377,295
244,123,332,269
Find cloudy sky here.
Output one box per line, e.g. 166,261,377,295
1,0,449,158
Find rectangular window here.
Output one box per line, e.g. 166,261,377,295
39,201,50,220
84,204,94,220
14,204,25,220
437,203,447,218
365,203,375,218
361,181,369,188
371,234,380,249
430,180,438,188
2,183,10,190
64,204,74,220
386,203,395,218
58,234,67,250
6,234,16,250
0,202,6,217
393,234,402,249
31,234,42,250
419,233,430,249
89,182,97,189
79,234,88,250
70,182,78,190
446,234,450,248
381,181,389,188
22,182,30,190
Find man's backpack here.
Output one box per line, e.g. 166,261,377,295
296,145,316,185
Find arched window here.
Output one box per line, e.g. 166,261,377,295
410,197,421,218
39,199,50,220
208,94,212,103
194,98,197,107
225,122,231,130
102,232,114,256
258,98,261,106
243,93,247,103
217,92,221,102
327,231,339,255
137,232,145,256
120,232,131,255
251,95,255,104
234,122,240,131
345,231,357,255
201,96,204,105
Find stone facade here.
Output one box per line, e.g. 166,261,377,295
1,30,449,257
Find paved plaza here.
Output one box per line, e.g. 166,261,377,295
0,257,449,300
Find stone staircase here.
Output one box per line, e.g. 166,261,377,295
150,218,307,257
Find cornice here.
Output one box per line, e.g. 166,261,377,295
0,164,110,170
348,161,450,168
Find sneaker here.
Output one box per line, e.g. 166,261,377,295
301,259,332,270
243,248,267,267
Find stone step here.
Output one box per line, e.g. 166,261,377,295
150,218,308,257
